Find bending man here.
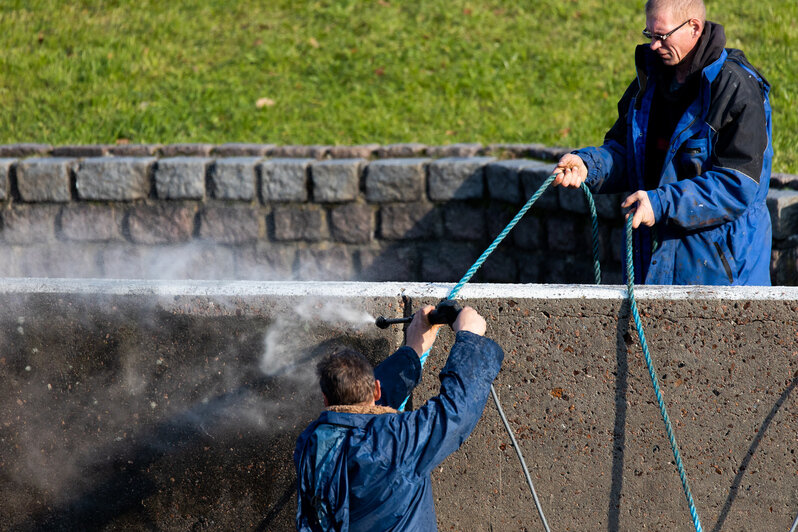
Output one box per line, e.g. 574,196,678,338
294,305,504,530
553,0,772,285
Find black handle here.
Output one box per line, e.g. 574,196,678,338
427,299,462,326
375,299,462,329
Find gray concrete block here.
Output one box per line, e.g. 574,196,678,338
234,243,296,280
485,160,547,204
485,143,549,159
520,163,558,210
380,203,441,240
296,245,356,280
8,242,102,277
595,192,624,220
420,242,482,282
767,189,798,241
428,157,494,201
1,205,59,244
198,206,262,243
0,143,52,157
126,204,197,244
270,145,330,159
559,186,590,214
212,143,275,157
100,243,236,279
480,250,517,283
329,144,380,159
365,158,428,203
51,145,111,157
272,205,327,242
358,243,419,281
108,144,161,156
376,143,427,158
210,157,260,200
60,204,122,242
0,158,15,201
443,203,486,241
260,158,312,202
154,157,210,200
159,143,215,157
426,143,483,158
311,159,364,203
546,215,585,252
16,157,74,202
76,156,154,200
330,203,374,244
770,173,798,190
512,215,542,250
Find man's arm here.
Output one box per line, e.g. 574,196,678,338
375,306,441,409
383,308,505,475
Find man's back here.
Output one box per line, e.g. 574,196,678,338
294,328,504,531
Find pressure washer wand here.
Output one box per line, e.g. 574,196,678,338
375,299,462,329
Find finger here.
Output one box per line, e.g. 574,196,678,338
633,208,645,229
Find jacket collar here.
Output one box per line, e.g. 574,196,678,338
315,404,398,430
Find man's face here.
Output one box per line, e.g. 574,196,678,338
645,10,700,66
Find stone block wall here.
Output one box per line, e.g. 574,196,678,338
1,142,798,284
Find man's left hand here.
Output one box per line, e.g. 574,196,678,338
622,191,656,228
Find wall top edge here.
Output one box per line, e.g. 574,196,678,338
1,278,797,301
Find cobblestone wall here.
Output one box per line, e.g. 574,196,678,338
2,142,798,284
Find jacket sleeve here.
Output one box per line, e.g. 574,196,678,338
390,331,504,476
575,79,637,194
648,67,768,230
374,346,422,409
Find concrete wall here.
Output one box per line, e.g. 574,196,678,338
0,279,795,531
2,143,798,285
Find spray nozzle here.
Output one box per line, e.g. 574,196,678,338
375,299,462,329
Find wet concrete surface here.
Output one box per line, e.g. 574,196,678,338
0,281,796,531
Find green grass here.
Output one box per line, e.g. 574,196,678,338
1,0,797,171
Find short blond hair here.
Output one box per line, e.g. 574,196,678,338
645,0,706,22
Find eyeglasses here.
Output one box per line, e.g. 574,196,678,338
642,19,690,41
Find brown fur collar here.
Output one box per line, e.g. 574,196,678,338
326,404,397,415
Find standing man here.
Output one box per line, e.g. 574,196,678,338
294,305,503,531
553,0,773,285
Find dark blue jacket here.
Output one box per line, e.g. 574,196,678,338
576,22,772,285
294,332,504,531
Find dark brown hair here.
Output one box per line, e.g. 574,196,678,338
316,348,375,406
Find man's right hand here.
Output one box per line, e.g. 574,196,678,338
552,153,588,188
452,307,486,337
406,305,442,356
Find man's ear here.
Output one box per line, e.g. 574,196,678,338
373,379,382,403
322,393,330,407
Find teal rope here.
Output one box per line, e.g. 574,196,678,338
625,216,703,532
400,174,702,532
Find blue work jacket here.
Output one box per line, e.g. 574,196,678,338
576,32,772,285
294,331,504,531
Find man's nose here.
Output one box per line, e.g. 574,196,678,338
649,39,662,51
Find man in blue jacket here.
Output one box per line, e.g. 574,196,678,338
294,305,503,531
553,0,772,285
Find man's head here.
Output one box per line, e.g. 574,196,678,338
644,0,705,67
317,348,381,407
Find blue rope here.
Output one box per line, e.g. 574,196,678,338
399,174,702,532
625,216,703,532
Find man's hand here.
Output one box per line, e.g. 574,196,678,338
406,305,442,356
552,153,588,188
452,307,486,337
622,191,656,228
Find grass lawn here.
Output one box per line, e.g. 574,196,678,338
1,0,796,172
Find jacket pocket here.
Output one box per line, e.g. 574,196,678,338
677,137,709,180
713,241,735,284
